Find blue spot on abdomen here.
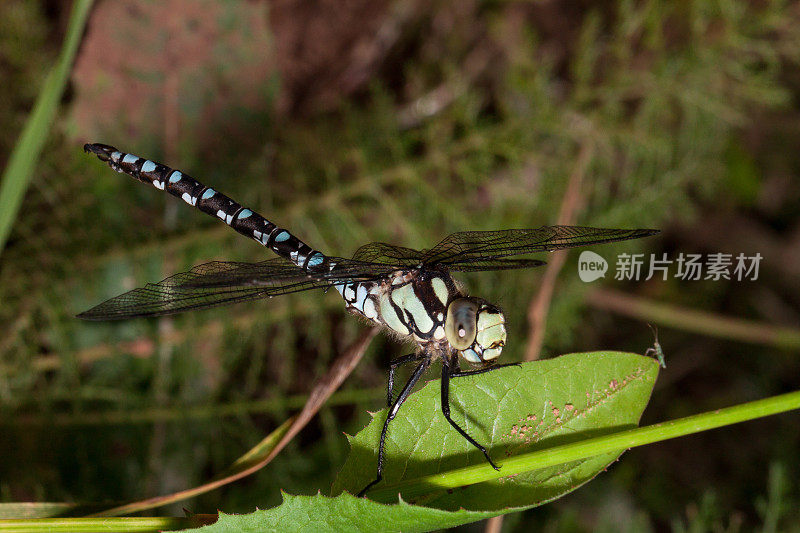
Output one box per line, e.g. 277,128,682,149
307,252,324,266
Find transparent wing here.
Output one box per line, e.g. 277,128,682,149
349,227,657,271
351,242,424,267
421,226,659,266
78,258,393,320
444,258,547,272
349,243,547,271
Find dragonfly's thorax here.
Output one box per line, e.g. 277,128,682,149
339,269,460,344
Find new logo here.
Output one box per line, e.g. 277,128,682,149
578,251,607,282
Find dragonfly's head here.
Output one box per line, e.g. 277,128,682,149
445,298,506,364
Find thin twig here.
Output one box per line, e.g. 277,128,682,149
524,142,593,361
586,288,800,350
484,515,505,533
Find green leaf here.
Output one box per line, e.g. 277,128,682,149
185,352,658,532
191,494,497,533
333,351,658,509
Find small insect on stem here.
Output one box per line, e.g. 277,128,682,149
645,323,666,369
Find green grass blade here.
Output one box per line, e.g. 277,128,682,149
0,515,215,533
0,0,93,255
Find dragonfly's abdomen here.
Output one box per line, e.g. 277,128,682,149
85,144,328,272
339,270,459,344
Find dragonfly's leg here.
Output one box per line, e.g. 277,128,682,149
450,362,521,378
440,357,500,470
358,357,431,497
388,353,423,406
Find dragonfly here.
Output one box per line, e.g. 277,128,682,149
80,143,659,496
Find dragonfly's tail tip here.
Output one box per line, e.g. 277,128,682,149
83,142,118,160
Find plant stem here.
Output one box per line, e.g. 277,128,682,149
369,389,800,502
586,288,800,351
0,515,216,533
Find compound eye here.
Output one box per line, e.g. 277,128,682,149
445,298,478,350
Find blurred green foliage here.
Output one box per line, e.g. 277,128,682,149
1,0,799,530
